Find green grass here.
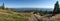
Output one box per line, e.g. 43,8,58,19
0,9,32,21
0,14,26,21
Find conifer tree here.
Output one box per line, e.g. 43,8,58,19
53,1,59,15
2,3,5,9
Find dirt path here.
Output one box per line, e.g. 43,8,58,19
32,15,38,21
32,14,41,21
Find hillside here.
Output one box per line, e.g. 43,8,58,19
1,9,60,21
0,9,33,21
34,14,60,21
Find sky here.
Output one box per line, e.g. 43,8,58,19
0,0,60,8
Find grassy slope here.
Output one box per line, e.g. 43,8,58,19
0,9,32,21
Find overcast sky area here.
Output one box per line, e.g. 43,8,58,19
0,0,59,8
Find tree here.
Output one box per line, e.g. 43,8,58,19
1,3,5,9
53,1,59,16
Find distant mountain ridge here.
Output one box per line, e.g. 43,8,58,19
13,8,54,11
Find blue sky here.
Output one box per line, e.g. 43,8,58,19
0,0,60,8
